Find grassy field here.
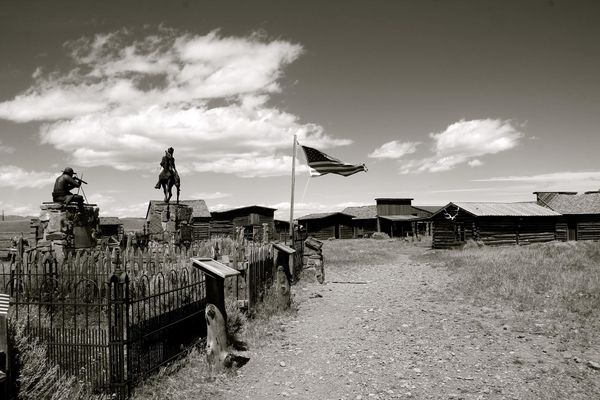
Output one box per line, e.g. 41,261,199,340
419,240,600,346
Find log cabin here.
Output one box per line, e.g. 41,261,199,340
536,191,600,241
210,205,276,241
431,202,561,249
297,212,355,240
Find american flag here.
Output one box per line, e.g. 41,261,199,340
0,293,8,317
301,145,367,177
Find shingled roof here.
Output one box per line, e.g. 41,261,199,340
146,199,211,219
342,205,377,219
434,202,561,217
536,191,600,215
297,212,354,221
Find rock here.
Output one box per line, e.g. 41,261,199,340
301,267,317,283
280,361,286,367
587,360,600,370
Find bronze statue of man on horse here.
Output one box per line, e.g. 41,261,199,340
154,147,181,203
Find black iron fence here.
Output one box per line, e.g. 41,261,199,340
1,235,305,398
1,246,206,399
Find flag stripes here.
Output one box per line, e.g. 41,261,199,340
301,145,367,177
0,293,9,316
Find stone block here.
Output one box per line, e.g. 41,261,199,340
46,211,66,233
46,232,67,240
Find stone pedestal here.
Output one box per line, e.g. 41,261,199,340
38,202,100,263
146,202,193,245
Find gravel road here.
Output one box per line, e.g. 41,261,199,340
215,241,600,400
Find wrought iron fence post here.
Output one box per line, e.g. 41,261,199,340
108,248,129,399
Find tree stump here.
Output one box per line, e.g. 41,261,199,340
205,303,249,376
206,303,230,375
314,258,325,284
274,265,291,311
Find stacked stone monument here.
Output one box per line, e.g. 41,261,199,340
146,202,193,246
303,236,324,284
37,202,100,263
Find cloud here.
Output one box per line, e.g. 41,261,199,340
474,171,600,183
188,191,231,200
0,165,55,188
400,119,522,173
0,29,350,177
368,140,420,159
0,141,15,154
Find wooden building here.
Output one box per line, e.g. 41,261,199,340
274,219,291,241
430,202,561,249
375,198,436,238
342,205,378,238
99,217,122,237
210,205,276,241
146,199,211,241
297,212,355,240
536,191,600,241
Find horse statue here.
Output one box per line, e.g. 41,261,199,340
157,172,180,203
155,147,181,203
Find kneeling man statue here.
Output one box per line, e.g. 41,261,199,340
52,167,86,211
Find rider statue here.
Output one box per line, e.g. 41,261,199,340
52,167,86,211
154,147,181,203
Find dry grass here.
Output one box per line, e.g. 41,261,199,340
420,241,600,344
323,237,430,274
131,285,297,400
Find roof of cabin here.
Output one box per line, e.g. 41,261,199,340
412,205,443,214
379,215,423,221
536,191,600,214
435,202,561,217
146,199,211,219
297,212,354,221
342,205,377,219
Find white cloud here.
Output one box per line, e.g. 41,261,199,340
188,191,231,200
369,140,420,159
0,165,55,188
0,141,15,154
400,119,522,173
0,29,350,177
474,171,600,183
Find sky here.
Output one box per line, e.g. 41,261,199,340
0,0,599,219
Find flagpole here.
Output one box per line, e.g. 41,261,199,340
289,134,297,242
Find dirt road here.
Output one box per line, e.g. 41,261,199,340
216,240,599,400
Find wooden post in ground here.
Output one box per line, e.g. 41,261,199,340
274,265,291,311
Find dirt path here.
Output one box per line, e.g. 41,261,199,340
217,242,599,400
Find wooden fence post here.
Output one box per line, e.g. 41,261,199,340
108,248,129,399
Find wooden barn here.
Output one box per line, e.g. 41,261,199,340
342,205,378,238
297,212,355,240
536,191,600,241
146,199,211,241
99,217,122,238
375,198,436,238
430,202,561,249
210,205,276,241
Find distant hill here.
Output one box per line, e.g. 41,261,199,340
0,219,33,233
121,217,146,233
1,215,35,221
